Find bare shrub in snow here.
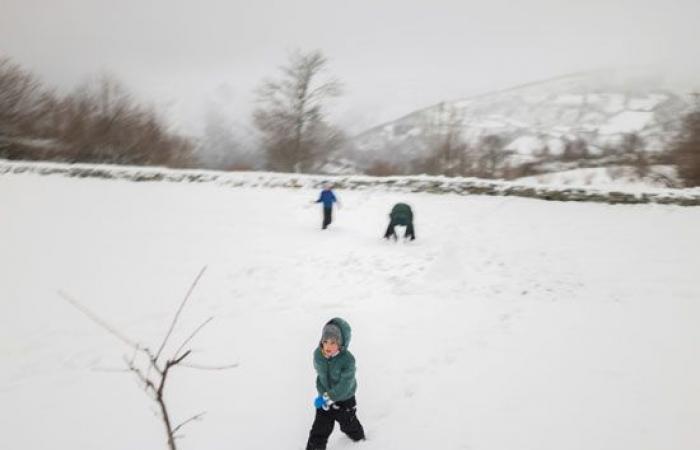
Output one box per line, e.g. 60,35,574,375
474,134,512,178
620,133,650,178
671,106,700,187
59,267,236,450
419,102,470,176
560,137,589,162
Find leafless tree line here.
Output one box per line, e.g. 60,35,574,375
368,97,697,185
0,56,193,167
363,106,515,179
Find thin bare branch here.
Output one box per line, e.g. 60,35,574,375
172,411,207,435
169,350,192,367
174,316,214,359
155,266,207,361
145,358,155,379
124,356,157,394
142,347,163,376
91,366,131,373
180,362,239,371
126,351,157,395
58,290,141,350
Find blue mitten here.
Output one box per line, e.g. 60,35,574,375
314,395,325,409
314,393,332,410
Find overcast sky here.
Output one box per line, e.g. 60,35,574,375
2,0,699,135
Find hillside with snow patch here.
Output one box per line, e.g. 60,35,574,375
351,69,693,170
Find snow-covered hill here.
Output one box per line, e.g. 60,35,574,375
352,69,694,168
1,170,699,450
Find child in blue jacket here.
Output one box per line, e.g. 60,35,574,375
315,183,339,230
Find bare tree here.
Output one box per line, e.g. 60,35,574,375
475,134,511,178
0,56,56,139
253,49,343,173
420,102,469,176
560,137,589,162
619,132,649,177
671,102,700,187
59,267,236,450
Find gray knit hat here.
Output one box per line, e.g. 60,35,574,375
321,323,343,346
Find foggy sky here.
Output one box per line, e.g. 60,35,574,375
2,0,699,135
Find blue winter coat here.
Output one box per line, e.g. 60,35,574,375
316,190,337,209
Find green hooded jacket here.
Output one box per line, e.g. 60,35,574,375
313,317,357,402
390,203,413,223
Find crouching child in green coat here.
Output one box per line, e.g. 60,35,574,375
384,202,415,241
306,318,365,450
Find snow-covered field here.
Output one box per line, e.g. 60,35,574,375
1,172,699,450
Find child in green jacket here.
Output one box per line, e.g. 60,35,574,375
384,202,415,241
306,318,365,450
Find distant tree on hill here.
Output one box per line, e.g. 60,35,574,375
420,102,469,176
561,137,589,162
619,133,649,177
475,134,511,178
253,49,344,173
671,102,700,187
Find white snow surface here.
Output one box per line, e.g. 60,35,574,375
627,94,668,111
515,166,678,190
1,173,699,450
505,136,545,155
599,111,655,135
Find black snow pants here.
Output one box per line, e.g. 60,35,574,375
322,207,333,229
384,217,415,240
306,396,365,450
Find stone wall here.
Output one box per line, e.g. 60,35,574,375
2,159,699,206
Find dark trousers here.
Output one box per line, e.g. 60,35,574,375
306,396,365,450
384,218,415,240
322,207,333,229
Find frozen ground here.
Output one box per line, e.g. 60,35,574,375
1,172,699,450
